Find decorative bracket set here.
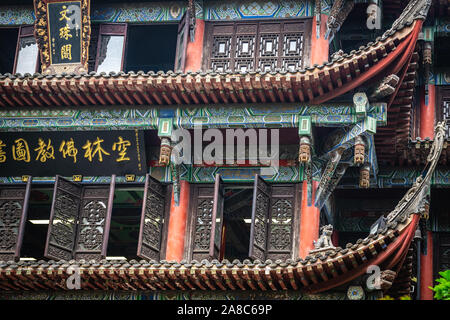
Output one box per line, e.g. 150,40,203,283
311,92,378,210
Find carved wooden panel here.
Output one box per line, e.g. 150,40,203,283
442,100,450,138
0,180,31,262
87,24,99,72
249,175,271,261
205,19,309,73
267,185,295,261
436,87,450,139
191,185,215,261
45,176,82,261
174,10,190,72
435,233,450,279
74,177,115,260
137,174,166,261
209,174,225,259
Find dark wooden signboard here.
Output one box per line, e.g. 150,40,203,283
34,0,90,74
47,1,82,65
0,130,146,177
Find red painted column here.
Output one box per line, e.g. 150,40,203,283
310,14,329,66
299,180,321,259
184,19,205,72
331,230,339,247
165,180,190,261
419,84,436,139
420,231,434,300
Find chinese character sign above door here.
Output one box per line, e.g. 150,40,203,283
34,0,91,74
48,2,82,65
0,130,146,177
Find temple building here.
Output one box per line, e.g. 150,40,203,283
0,0,448,301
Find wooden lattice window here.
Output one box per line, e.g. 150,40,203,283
44,175,116,261
203,19,311,73
442,100,450,138
0,180,31,262
44,174,170,261
186,175,301,262
436,87,450,138
434,233,450,282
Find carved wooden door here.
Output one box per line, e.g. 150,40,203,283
249,175,271,261
191,185,215,261
267,184,296,260
174,9,190,72
209,174,225,259
74,175,115,260
0,179,32,262
137,174,166,260
45,176,83,260
248,178,297,261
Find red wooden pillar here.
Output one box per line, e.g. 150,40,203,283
331,230,339,247
419,84,436,140
420,231,434,300
310,14,329,66
165,180,190,261
184,19,205,72
299,180,320,259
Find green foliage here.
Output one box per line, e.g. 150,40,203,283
429,270,450,300
378,295,411,300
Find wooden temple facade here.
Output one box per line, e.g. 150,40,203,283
0,0,449,300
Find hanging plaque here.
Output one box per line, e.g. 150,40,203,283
0,130,147,177
34,0,91,74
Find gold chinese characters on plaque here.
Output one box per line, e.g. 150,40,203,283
33,0,91,74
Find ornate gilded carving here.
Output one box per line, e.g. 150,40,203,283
33,0,91,74
159,137,172,166
354,136,365,165
298,136,311,163
359,163,371,188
